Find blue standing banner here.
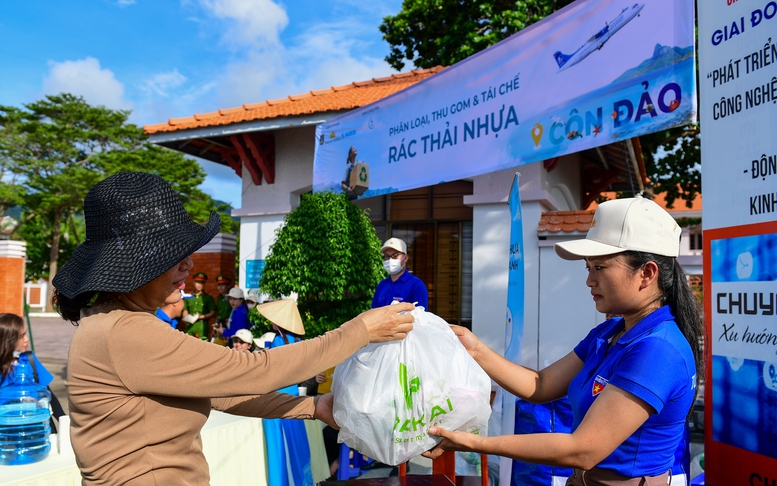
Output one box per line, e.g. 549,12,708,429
313,0,696,197
502,173,525,485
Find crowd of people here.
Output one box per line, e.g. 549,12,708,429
3,171,701,486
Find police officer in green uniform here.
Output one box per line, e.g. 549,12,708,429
183,272,216,340
215,274,233,327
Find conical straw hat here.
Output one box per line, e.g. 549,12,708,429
255,299,305,335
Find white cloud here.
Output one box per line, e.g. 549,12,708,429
43,57,133,110
198,0,288,46
135,1,400,122
116,0,136,6
142,69,188,97
215,17,396,108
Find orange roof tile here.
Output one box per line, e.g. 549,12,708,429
538,194,703,234
144,67,446,135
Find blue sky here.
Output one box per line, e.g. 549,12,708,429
0,0,403,207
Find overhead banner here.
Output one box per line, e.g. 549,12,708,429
698,1,777,485
313,0,696,197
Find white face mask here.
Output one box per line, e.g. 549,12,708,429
383,259,404,275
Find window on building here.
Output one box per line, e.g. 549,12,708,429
688,226,703,251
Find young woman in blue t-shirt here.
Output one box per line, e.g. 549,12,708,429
423,197,703,485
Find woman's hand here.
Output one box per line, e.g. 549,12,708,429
422,426,482,459
313,393,338,429
359,303,415,343
450,325,483,360
315,373,327,384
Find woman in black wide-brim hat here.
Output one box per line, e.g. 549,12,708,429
52,172,414,485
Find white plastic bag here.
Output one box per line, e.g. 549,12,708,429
332,307,492,465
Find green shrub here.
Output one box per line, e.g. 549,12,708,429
252,192,383,338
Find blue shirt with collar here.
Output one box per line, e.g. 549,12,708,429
568,305,696,477
371,270,429,309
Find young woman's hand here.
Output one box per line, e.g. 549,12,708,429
450,325,483,360
422,426,483,459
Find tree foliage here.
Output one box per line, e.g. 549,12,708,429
254,192,384,338
380,0,701,207
639,118,701,209
0,94,238,288
380,0,575,71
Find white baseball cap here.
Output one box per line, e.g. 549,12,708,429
554,196,681,260
380,237,407,254
227,287,245,300
232,329,253,344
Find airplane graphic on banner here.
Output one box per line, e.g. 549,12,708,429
554,3,645,71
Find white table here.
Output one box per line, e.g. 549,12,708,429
0,411,269,486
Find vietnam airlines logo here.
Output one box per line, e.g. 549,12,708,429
399,362,421,410
592,375,609,396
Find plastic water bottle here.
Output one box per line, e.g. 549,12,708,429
0,360,52,465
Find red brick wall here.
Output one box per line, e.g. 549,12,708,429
187,252,237,298
0,257,25,316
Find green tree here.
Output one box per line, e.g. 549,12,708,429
0,115,26,219
253,192,384,338
640,124,701,209
380,0,574,71
380,0,700,207
0,94,238,295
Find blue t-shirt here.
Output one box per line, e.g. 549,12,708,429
0,352,53,388
222,304,250,338
568,306,696,477
371,271,429,309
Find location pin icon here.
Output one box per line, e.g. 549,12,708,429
531,123,543,148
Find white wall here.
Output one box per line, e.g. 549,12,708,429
238,215,286,292
537,243,605,368
470,203,511,355
234,126,318,291
236,126,317,217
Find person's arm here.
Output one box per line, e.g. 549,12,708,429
212,392,336,428
212,393,314,419
423,384,652,470
450,325,581,403
109,304,413,399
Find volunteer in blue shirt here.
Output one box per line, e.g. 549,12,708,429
371,237,429,309
0,313,54,388
216,287,250,339
0,313,65,432
423,197,703,485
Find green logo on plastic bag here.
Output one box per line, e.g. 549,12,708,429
399,362,420,410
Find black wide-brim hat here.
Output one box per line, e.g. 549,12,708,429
53,171,221,299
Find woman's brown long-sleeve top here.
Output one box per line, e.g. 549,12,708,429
66,308,368,485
